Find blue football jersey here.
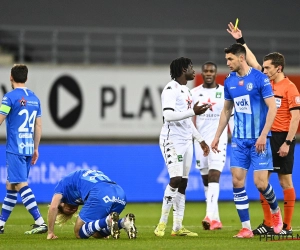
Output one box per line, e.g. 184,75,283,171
224,68,273,139
54,169,115,205
0,87,41,155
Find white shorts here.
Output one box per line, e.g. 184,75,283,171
160,137,193,178
194,138,227,175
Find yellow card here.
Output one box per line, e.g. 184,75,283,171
234,18,239,30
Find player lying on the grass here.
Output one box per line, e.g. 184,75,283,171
47,169,137,240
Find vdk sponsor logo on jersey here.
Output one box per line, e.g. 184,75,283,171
234,95,252,114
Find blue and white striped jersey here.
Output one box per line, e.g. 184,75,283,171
224,68,273,139
54,169,115,205
0,87,41,155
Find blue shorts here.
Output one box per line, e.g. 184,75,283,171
79,182,127,223
230,137,273,171
6,152,32,183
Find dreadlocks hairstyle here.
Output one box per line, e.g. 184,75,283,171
263,52,285,71
170,57,193,80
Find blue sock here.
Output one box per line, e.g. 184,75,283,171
233,187,250,223
261,183,278,211
0,190,18,225
19,186,42,221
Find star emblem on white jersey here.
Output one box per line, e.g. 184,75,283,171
202,98,216,111
186,96,192,109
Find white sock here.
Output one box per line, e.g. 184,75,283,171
159,185,178,224
242,220,251,230
206,182,220,221
204,186,208,201
173,192,185,231
35,217,45,225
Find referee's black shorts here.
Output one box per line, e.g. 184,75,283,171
270,131,295,174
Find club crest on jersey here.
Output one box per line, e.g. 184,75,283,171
19,97,27,106
246,82,253,91
295,96,300,104
238,80,244,86
216,92,222,98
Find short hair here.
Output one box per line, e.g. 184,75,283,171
11,64,28,83
263,52,285,71
224,43,246,57
170,57,192,79
202,61,217,71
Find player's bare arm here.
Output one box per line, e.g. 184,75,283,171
0,114,6,125
278,109,300,157
227,21,262,71
32,117,42,165
255,96,277,153
47,194,62,239
211,100,233,153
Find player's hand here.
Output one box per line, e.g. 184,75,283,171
193,101,210,115
200,141,210,156
211,137,220,153
277,143,290,157
227,22,243,40
47,232,58,239
31,149,39,165
255,135,266,153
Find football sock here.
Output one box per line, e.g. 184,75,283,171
259,193,272,227
79,220,101,238
207,182,220,221
283,188,295,230
233,187,251,230
204,186,208,200
173,192,185,231
19,186,44,224
261,183,278,211
0,190,18,227
159,184,178,224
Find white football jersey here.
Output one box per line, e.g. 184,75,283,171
191,84,229,142
160,80,194,140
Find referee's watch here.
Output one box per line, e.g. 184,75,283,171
285,140,292,146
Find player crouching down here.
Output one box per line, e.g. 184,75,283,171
47,169,137,240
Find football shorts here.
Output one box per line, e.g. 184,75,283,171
230,137,273,171
159,137,193,178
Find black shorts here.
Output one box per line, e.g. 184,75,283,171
270,131,295,174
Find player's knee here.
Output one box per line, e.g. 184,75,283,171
178,178,188,193
208,169,221,183
169,176,182,188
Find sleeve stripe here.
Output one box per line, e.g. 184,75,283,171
0,104,11,114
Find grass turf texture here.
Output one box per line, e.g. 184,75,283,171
1,201,299,250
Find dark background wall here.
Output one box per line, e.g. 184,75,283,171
1,0,299,32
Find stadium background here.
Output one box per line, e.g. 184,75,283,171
0,0,299,203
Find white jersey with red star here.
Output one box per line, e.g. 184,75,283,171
160,80,194,140
191,84,228,142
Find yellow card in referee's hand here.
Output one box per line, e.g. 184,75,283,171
234,18,239,30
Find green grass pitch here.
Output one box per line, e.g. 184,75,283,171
1,201,299,250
